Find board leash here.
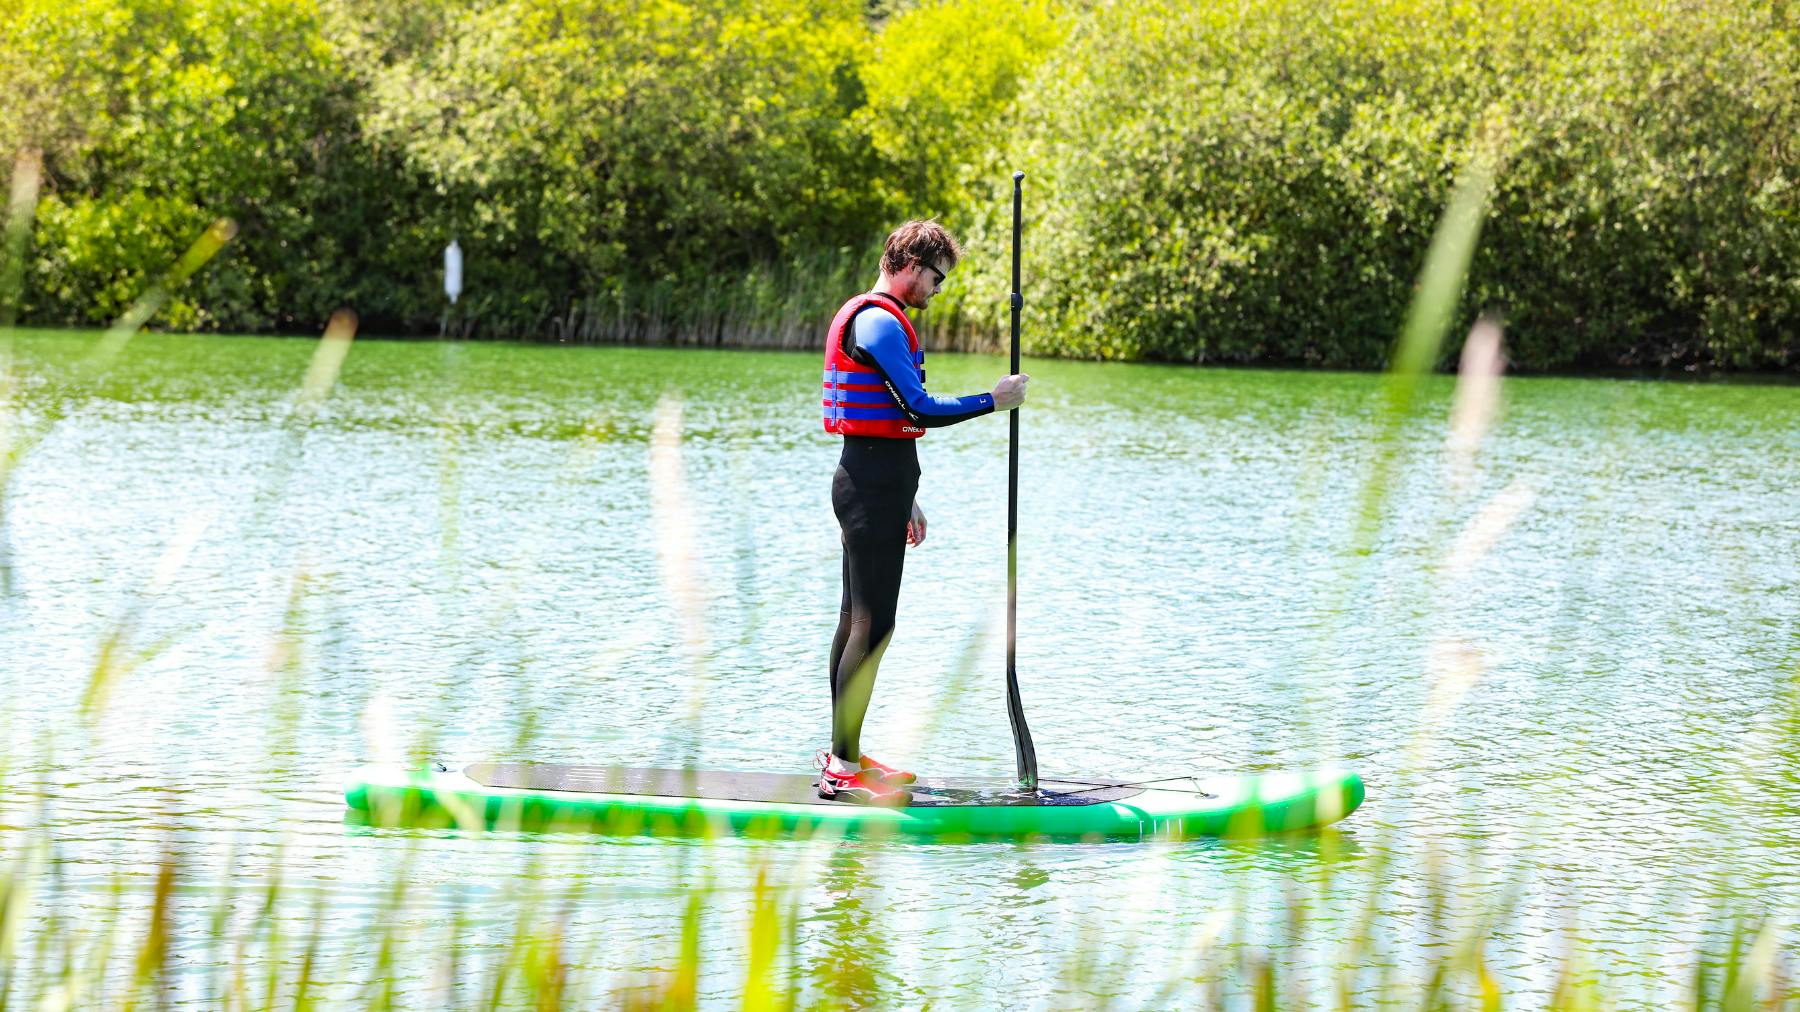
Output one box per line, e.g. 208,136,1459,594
1045,776,1221,800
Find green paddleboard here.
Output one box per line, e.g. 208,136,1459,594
345,761,1363,841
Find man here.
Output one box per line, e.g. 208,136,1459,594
817,220,1029,805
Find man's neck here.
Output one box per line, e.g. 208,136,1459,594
872,274,909,307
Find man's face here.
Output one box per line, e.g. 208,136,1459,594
906,257,949,309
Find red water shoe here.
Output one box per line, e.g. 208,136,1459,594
859,754,917,784
815,750,912,806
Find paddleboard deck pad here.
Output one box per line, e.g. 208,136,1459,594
346,761,1363,840
467,763,1149,806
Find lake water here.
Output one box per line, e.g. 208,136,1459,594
2,329,1797,1006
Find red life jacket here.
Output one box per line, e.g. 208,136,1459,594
821,292,925,439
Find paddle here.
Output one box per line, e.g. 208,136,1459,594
1006,171,1040,791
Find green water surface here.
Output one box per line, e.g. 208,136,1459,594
2,329,1797,1006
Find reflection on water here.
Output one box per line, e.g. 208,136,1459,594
1,331,1797,1004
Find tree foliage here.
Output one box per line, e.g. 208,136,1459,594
855,0,1064,224
949,0,1800,369
358,0,892,332
4,0,1796,369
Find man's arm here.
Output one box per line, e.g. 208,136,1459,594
849,310,994,427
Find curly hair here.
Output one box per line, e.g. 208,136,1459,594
880,219,964,276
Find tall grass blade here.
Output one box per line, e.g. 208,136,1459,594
124,846,177,1010
649,394,713,763
1352,132,1501,554
297,309,357,409
1,153,61,590
743,866,783,1012
0,147,40,332
78,510,209,720
89,218,236,370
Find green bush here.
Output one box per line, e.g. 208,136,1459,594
950,0,1800,370
6,0,439,333
28,191,214,327
358,0,897,338
855,0,1065,227
1478,2,1800,369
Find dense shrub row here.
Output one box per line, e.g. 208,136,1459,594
1,0,1795,369
949,0,1800,369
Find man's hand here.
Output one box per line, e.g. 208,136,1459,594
906,500,927,547
993,373,1030,410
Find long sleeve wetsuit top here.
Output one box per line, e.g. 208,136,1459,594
849,307,994,427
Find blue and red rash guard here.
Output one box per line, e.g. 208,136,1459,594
822,293,993,437
852,307,994,427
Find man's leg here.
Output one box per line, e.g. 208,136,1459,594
832,529,905,762
830,551,850,707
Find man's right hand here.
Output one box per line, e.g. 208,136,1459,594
993,374,1030,410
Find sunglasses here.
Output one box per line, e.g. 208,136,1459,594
918,260,946,286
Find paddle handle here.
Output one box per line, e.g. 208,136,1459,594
1006,170,1039,790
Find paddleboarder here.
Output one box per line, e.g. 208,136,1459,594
818,220,1029,805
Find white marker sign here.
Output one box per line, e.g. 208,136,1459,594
444,239,463,304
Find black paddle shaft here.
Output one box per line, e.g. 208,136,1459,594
1007,171,1039,790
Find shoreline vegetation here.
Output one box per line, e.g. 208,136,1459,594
1,0,1797,373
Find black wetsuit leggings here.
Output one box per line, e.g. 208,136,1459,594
828,435,920,762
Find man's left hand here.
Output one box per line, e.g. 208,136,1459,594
906,500,927,547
